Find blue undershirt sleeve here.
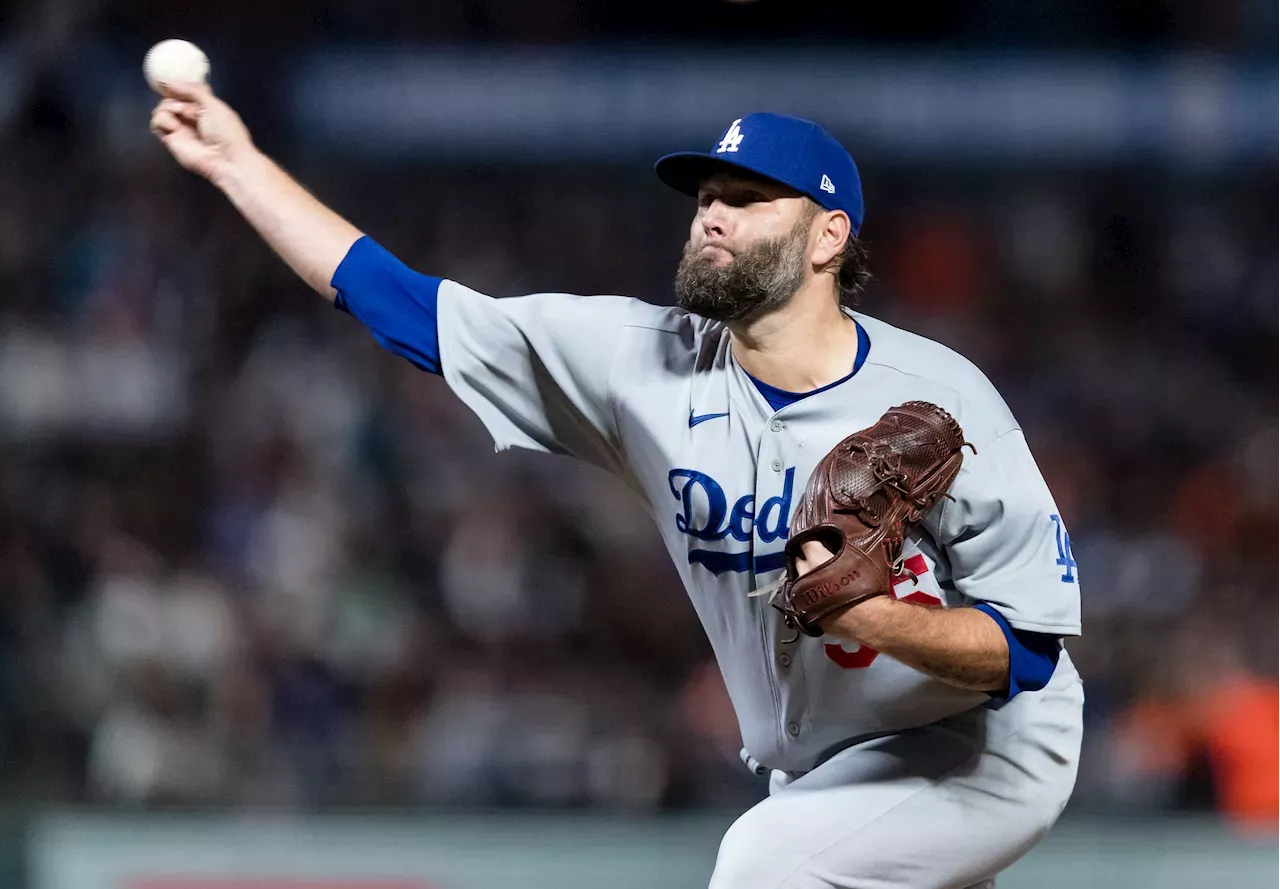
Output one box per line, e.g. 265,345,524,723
973,603,1061,701
331,236,443,375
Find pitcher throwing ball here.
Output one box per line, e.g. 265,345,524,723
152,82,1083,887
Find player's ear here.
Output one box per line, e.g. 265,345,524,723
812,209,850,268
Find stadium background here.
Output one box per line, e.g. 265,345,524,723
0,0,1276,886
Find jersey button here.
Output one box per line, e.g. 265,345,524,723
770,419,784,432
770,459,783,472
777,652,792,668
786,721,801,737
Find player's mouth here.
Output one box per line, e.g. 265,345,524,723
699,242,734,258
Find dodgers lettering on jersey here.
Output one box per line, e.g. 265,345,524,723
669,466,793,575
435,281,1082,773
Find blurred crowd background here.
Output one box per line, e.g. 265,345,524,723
0,0,1275,835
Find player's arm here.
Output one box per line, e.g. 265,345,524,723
819,591,1061,699
149,81,634,470
827,595,1009,693
795,518,1065,696
791,541,1010,691
149,81,361,301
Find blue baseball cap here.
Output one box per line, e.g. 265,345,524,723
655,113,865,234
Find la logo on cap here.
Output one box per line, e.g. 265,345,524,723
716,119,745,154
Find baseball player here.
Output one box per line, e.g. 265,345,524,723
151,86,1083,888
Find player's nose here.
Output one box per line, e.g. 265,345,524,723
699,199,733,239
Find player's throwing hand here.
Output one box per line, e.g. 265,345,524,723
149,81,253,183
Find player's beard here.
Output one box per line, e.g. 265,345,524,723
674,219,810,323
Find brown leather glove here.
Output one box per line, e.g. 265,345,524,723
773,401,972,638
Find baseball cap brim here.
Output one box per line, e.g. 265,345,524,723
654,152,805,200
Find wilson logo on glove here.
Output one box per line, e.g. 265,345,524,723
797,571,862,607
824,554,940,669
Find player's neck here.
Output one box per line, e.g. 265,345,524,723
729,284,860,393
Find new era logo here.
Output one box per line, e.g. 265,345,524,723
820,174,835,194
716,119,745,154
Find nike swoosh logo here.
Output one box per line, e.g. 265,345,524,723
689,410,730,428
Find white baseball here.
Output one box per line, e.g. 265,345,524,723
143,39,210,94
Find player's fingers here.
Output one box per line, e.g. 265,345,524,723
158,79,214,104
156,98,200,122
159,131,196,154
150,108,182,137
800,540,835,564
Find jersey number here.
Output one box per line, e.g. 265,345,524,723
1050,514,1077,583
823,554,941,669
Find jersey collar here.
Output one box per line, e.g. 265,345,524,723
746,319,871,411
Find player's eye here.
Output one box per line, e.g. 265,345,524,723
716,189,764,208
698,192,718,209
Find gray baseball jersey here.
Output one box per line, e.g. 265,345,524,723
437,281,1082,776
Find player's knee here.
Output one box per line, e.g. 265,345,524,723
709,804,797,889
708,813,755,888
